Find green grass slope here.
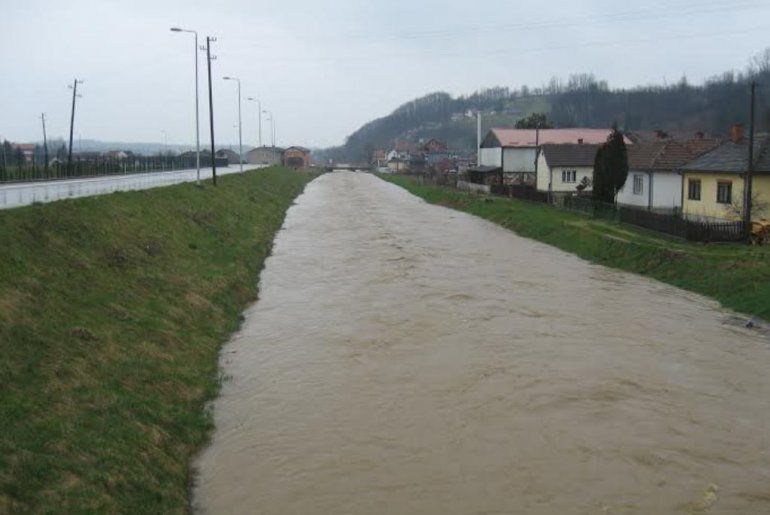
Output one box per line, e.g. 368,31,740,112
0,167,317,513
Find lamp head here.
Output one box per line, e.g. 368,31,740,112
170,27,182,32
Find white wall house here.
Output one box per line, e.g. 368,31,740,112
616,171,683,212
479,128,626,187
616,139,718,213
535,144,598,193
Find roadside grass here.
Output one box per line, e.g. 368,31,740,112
0,167,317,514
381,175,770,320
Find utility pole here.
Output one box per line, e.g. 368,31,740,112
744,80,757,241
476,111,481,166
41,113,49,177
170,27,201,184
203,36,217,185
264,110,275,164
67,79,83,177
247,97,261,148
223,76,243,173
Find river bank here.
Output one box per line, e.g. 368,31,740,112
381,174,770,320
0,167,317,513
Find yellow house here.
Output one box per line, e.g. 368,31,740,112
681,130,770,222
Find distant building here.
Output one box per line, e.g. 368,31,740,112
480,128,630,187
246,146,284,166
104,150,129,160
216,148,240,165
371,149,388,167
423,139,450,166
283,146,311,168
11,143,36,165
422,138,448,154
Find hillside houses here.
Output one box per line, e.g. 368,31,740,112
376,121,768,236
375,138,471,174
478,128,629,187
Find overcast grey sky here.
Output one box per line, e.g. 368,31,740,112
2,0,769,149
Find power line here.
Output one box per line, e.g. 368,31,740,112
246,24,770,66
234,0,767,49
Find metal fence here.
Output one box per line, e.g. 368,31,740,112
618,207,746,242
562,196,746,243
562,196,619,219
0,164,250,210
0,155,229,184
491,185,549,203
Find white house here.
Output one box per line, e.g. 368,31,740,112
479,128,625,186
536,144,599,193
616,138,719,213
246,146,284,165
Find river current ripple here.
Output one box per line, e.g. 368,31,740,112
194,172,770,514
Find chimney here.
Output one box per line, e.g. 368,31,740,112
731,123,744,143
695,131,704,140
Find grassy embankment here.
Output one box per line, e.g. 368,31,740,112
0,167,317,513
382,175,770,320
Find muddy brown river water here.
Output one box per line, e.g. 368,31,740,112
194,171,770,514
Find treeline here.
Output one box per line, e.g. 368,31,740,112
320,49,770,162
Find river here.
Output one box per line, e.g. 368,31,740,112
194,171,770,514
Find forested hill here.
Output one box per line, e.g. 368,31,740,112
317,49,770,163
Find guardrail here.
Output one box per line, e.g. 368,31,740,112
0,165,262,210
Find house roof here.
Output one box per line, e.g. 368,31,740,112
682,133,770,174
541,144,599,168
422,138,448,151
626,140,714,172
393,140,420,153
595,136,723,173
683,137,721,157
284,146,310,153
483,128,631,148
247,146,285,154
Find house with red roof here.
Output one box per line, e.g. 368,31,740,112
479,128,630,187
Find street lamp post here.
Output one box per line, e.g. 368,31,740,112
223,76,243,173
263,109,275,164
170,27,201,185
246,97,262,148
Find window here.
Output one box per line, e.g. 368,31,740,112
688,179,701,201
633,174,644,195
561,169,576,183
716,181,732,204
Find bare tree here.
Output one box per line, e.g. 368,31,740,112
726,190,769,220
750,48,770,75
